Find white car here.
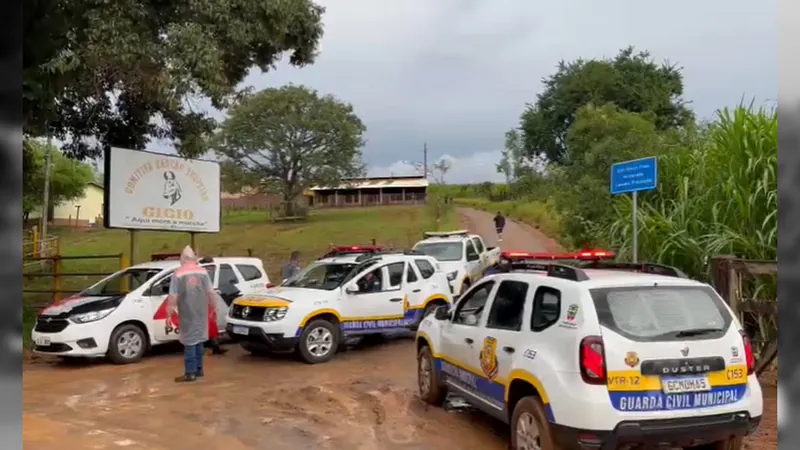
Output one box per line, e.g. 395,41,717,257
412,230,501,297
31,256,270,364
416,250,762,450
225,251,453,363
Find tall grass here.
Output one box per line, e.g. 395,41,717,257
600,105,777,280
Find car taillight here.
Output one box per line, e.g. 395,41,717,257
740,330,755,375
580,336,606,384
266,283,276,289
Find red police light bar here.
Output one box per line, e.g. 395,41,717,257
500,249,615,261
331,245,383,252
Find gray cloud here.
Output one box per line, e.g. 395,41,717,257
148,0,777,182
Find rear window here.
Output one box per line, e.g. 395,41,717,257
589,286,732,342
236,264,263,281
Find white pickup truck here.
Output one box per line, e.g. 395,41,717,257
412,230,501,298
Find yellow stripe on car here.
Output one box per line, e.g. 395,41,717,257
606,365,749,392
233,297,291,308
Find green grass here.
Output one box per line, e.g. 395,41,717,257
22,203,460,346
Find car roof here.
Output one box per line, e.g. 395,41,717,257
416,235,473,244
498,268,707,289
128,257,264,271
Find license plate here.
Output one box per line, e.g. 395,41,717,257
661,375,711,394
35,336,51,346
232,326,249,336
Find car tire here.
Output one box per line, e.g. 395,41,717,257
241,343,271,356
417,345,447,406
107,324,147,365
510,397,561,450
297,319,339,364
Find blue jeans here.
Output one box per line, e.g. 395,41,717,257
183,343,204,375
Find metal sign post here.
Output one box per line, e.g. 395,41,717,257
610,157,658,263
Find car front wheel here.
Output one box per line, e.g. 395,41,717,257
417,345,447,405
107,324,147,364
297,319,339,364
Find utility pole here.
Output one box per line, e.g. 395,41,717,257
39,130,53,249
423,142,428,179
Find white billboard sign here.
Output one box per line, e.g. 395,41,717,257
104,147,221,233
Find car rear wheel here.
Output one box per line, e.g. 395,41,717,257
417,345,447,406
107,324,147,365
510,397,561,450
297,319,339,364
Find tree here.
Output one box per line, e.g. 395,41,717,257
429,159,452,184
23,140,96,221
496,128,535,183
519,47,694,165
24,0,325,160
214,85,366,216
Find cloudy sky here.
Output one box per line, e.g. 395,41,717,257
149,0,777,183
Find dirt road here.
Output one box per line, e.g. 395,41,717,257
22,208,776,449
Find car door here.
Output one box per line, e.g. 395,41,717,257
465,240,483,281
475,279,532,413
148,272,175,343
403,261,424,319
341,262,406,334
217,263,242,295
439,280,497,375
234,263,269,293
471,236,488,270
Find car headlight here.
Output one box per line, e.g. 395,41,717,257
263,307,288,322
447,271,458,281
70,307,116,324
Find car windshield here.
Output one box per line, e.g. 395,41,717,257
413,242,463,262
78,268,164,297
283,262,358,290
589,285,732,341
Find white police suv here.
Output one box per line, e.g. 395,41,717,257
416,250,762,450
226,250,453,363
31,255,270,364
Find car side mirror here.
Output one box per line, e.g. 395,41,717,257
434,306,452,321
345,284,360,295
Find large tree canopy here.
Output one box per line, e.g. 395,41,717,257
215,85,366,213
520,47,694,165
24,0,325,159
23,140,96,219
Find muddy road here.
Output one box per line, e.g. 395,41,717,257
22,208,778,449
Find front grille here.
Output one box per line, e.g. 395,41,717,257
230,304,266,321
34,318,69,333
35,343,72,353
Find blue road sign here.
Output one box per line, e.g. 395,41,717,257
610,157,658,195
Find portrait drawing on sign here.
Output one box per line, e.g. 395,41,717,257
163,170,183,205
479,336,499,381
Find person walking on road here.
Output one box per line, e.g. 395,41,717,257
493,212,506,242
281,251,302,282
166,246,216,382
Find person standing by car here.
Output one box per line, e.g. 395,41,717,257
493,212,506,242
281,251,302,282
167,246,215,382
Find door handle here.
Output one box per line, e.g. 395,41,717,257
503,346,515,354
465,338,474,345
389,298,403,302
412,289,421,293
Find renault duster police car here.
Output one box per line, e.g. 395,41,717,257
31,255,270,364
412,230,501,298
416,250,762,450
226,251,453,363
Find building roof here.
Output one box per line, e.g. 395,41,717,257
310,176,429,191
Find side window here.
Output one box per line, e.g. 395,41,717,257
236,264,263,281
203,265,217,284
150,276,172,296
218,264,239,290
531,286,561,331
386,262,405,290
471,237,485,253
465,240,477,256
486,280,529,331
453,281,495,326
405,262,419,283
356,267,384,293
414,259,436,279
